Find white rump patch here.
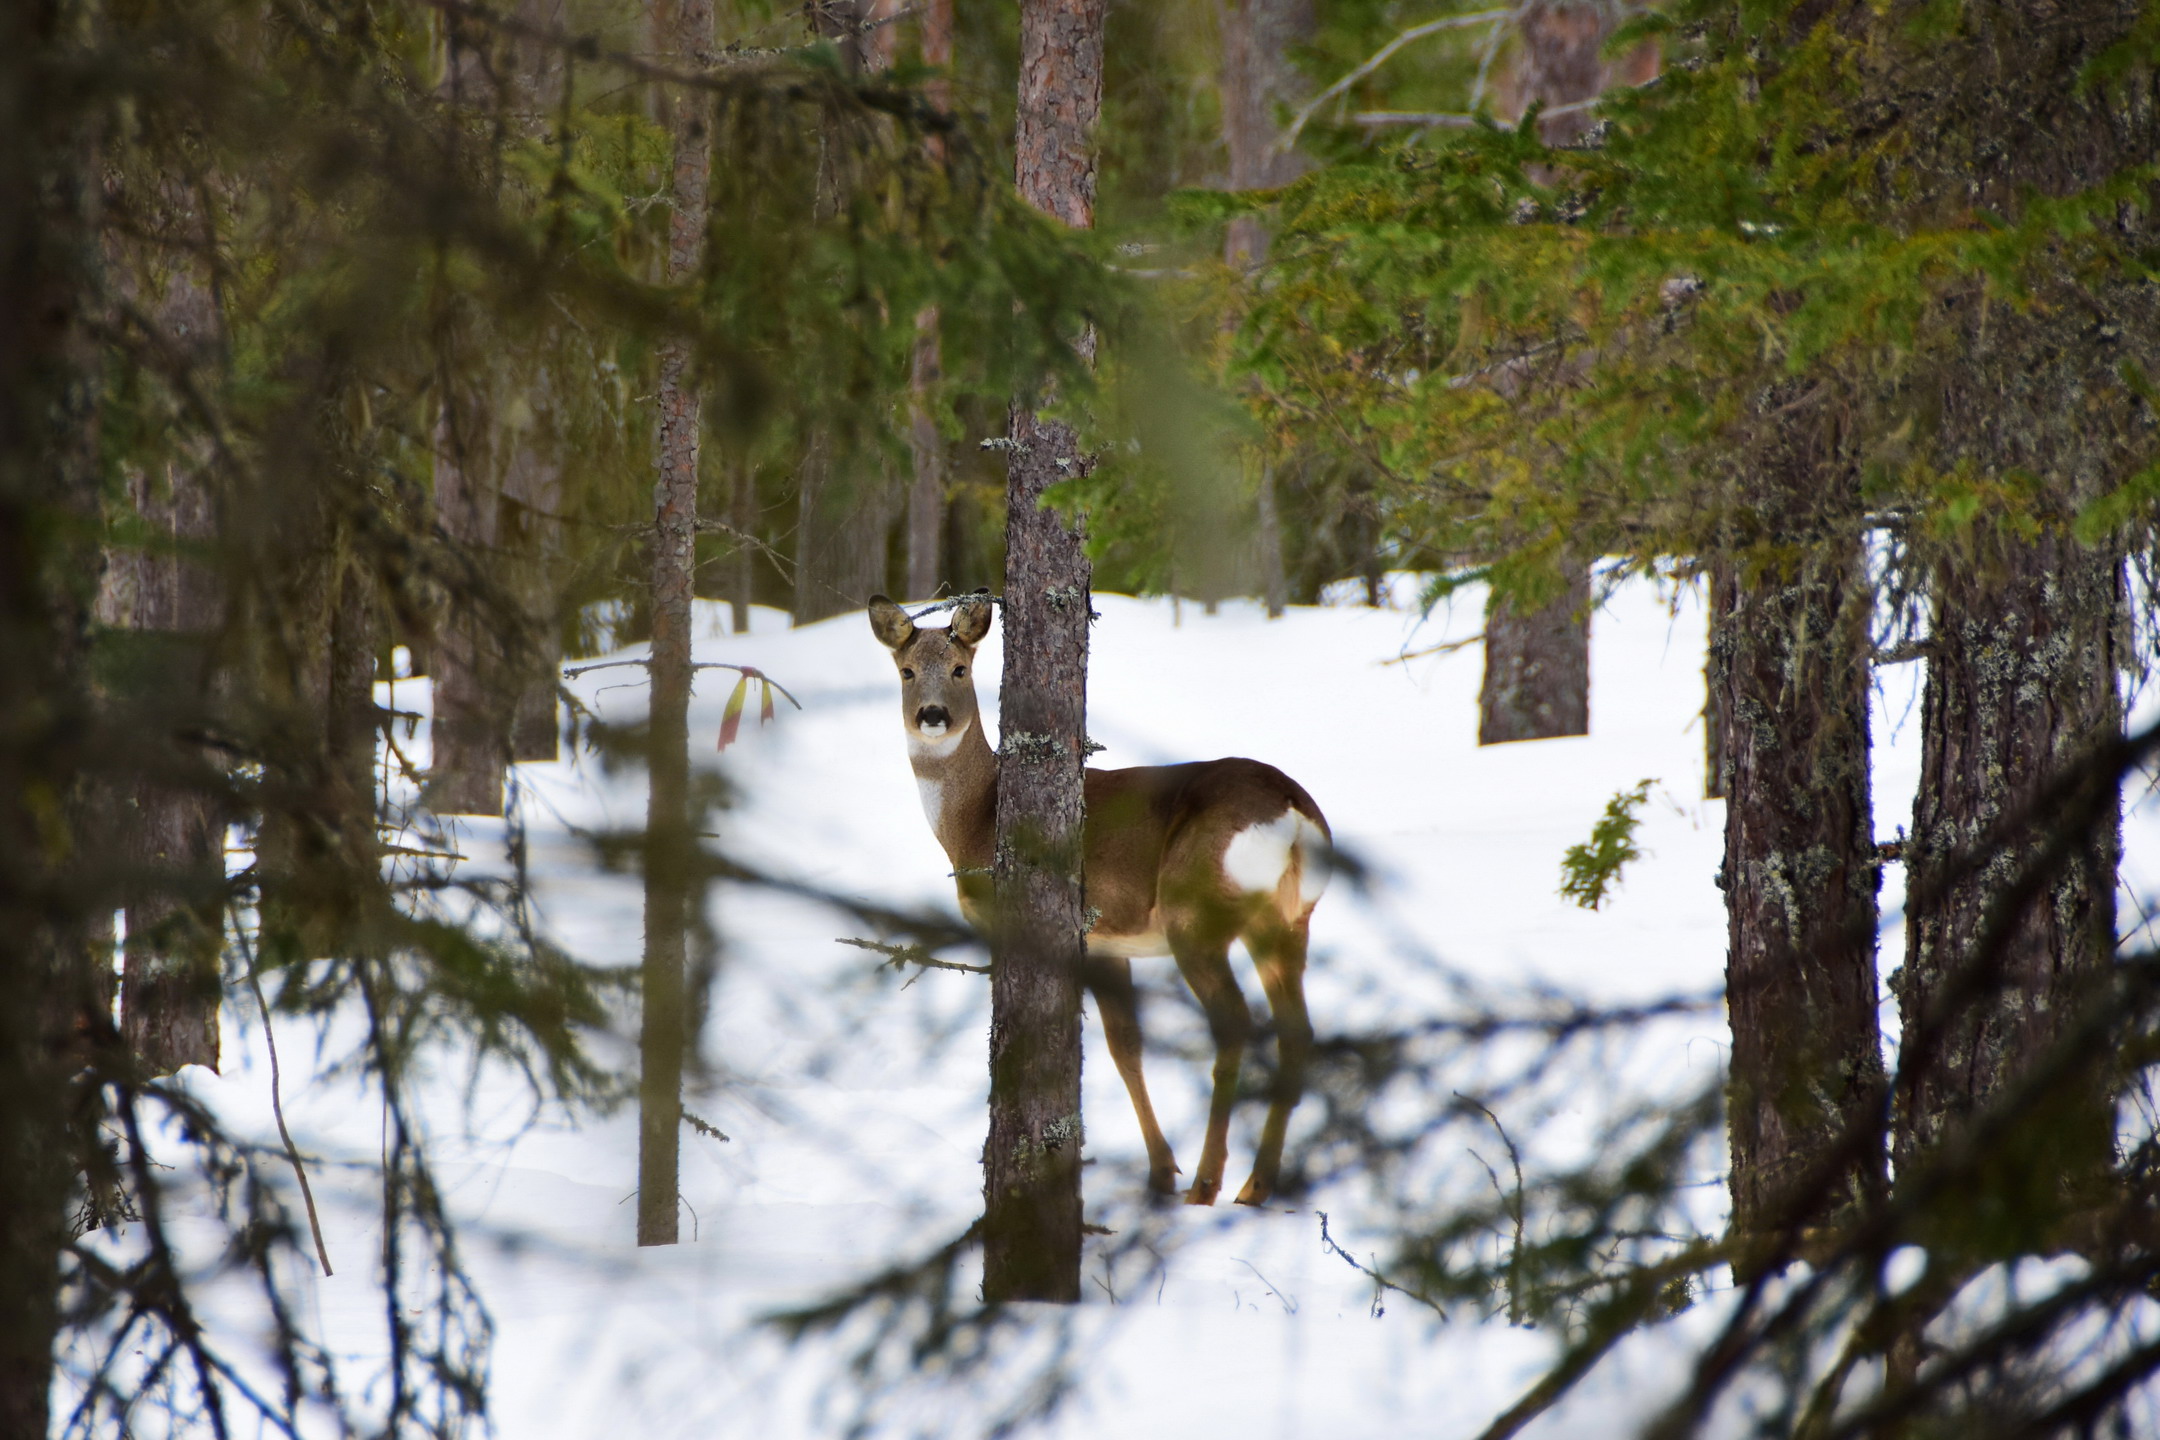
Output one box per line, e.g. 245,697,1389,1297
1222,809,1330,908
908,715,970,759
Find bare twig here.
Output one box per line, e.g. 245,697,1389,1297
1383,631,1485,665
838,935,990,976
235,913,333,1277
1279,8,1517,153
560,657,805,709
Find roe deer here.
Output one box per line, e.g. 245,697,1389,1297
868,593,1329,1205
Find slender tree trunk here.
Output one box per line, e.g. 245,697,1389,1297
903,0,954,603
728,460,754,633
906,307,946,601
983,0,1104,1306
1,2,103,1419
639,0,713,1249
1702,560,1730,800
427,404,508,815
504,441,564,763
1476,1,1655,744
1714,451,1885,1271
1218,0,1312,268
1219,0,1310,616
1254,463,1287,618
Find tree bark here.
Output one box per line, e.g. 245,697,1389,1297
1894,534,2122,1231
1859,0,2146,1251
728,460,754,633
1476,1,1656,744
1479,565,1591,745
504,441,564,763
639,0,712,1249
791,439,893,624
98,250,225,1075
1218,0,1313,270
427,403,509,815
983,0,1103,1306
1713,453,1885,1270
0,1,104,1419
903,0,954,604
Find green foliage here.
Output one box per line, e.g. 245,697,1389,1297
1559,780,1654,910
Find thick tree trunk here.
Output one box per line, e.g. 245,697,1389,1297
0,3,104,1419
1479,566,1591,745
1864,0,2147,1250
1894,533,2122,1231
1713,460,1885,1268
638,0,712,1250
983,0,1103,1306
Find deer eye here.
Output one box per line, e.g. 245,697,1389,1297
953,665,967,678
900,667,915,680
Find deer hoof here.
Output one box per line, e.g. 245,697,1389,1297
1183,1179,1220,1206
1233,1179,1271,1207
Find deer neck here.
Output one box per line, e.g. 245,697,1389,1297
909,715,997,873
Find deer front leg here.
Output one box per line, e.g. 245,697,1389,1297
1082,954,1180,1197
1171,932,1252,1206
1235,918,1312,1207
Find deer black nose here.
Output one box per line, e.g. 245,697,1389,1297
916,705,950,730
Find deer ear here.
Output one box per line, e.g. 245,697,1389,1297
867,596,916,650
949,594,993,648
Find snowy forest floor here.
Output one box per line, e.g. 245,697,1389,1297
87,573,2160,1439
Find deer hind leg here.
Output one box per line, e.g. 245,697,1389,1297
1234,914,1312,1207
1082,954,1180,1197
1169,920,1252,1206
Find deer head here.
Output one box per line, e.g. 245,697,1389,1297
867,594,993,759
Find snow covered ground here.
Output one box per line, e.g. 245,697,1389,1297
93,573,2160,1438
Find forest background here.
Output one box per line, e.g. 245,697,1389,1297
8,0,2160,1435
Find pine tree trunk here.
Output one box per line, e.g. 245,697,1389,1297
427,405,508,815
905,308,946,602
1,7,105,1416
1479,566,1591,745
639,0,712,1249
728,460,754,633
1714,455,1885,1269
99,251,225,1075
1219,0,1313,269
793,442,893,624
1864,0,2144,1250
983,0,1103,1306
903,0,954,604
1894,533,2122,1225
504,442,564,764
1219,0,1310,613
1702,560,1730,800
1475,1,1655,744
